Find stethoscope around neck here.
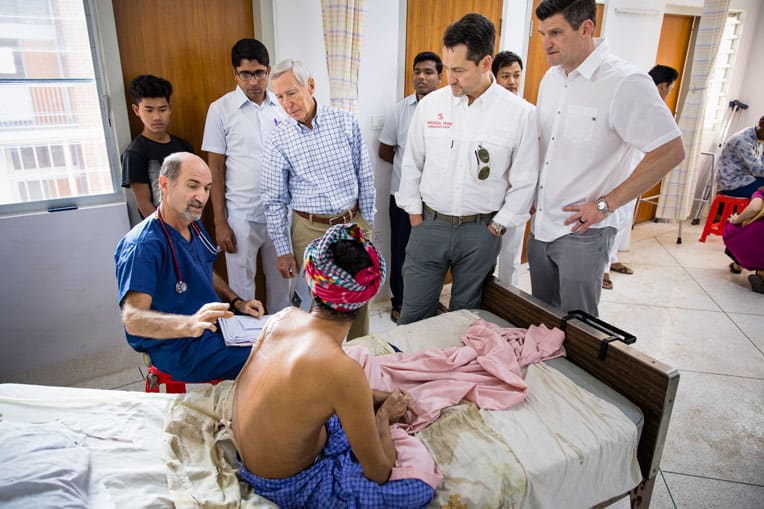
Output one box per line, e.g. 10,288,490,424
155,208,219,293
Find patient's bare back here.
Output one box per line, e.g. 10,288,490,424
232,308,370,478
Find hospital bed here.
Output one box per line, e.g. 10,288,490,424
0,279,678,508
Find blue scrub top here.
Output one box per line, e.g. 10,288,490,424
114,216,219,353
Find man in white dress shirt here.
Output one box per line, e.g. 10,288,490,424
529,0,685,316
202,39,289,314
395,13,539,325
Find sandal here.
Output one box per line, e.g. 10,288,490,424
602,274,613,290
749,274,764,294
729,262,742,274
610,263,634,274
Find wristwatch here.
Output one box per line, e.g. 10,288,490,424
596,196,611,216
229,296,243,315
489,221,507,236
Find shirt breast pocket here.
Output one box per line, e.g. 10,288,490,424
423,132,453,174
563,106,598,143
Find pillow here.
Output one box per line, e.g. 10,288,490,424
0,420,90,508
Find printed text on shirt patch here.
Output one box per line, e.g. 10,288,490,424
427,112,452,129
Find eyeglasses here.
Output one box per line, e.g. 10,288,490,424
236,70,268,81
474,146,490,180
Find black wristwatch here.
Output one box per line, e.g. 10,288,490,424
489,221,507,236
229,297,243,315
596,196,611,216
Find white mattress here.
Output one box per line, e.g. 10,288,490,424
0,310,642,508
0,384,175,508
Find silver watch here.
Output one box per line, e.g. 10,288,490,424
596,196,611,215
490,221,507,236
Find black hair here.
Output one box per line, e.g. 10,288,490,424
128,75,172,105
492,51,523,76
310,239,373,321
443,13,495,64
414,51,443,74
231,38,270,68
536,0,596,30
648,65,679,86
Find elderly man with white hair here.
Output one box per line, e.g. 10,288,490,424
261,59,376,339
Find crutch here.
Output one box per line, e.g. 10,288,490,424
690,99,748,224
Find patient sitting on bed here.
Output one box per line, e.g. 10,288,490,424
232,224,434,509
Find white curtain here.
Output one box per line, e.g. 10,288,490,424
321,0,367,115
656,0,731,220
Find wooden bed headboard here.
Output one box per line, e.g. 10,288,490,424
481,279,679,491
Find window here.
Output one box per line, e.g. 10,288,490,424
702,10,744,133
0,0,119,212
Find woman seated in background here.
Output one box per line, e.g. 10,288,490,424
723,186,764,294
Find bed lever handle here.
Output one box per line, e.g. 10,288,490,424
560,310,637,360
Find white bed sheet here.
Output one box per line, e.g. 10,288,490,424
0,310,642,508
0,384,175,509
353,310,642,508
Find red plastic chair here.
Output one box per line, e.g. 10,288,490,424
144,365,222,393
699,194,750,242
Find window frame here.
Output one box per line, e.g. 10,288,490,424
702,10,745,135
0,0,123,216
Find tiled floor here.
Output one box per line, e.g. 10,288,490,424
78,221,763,507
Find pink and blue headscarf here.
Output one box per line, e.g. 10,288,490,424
303,224,386,312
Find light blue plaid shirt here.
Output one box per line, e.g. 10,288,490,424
262,102,376,256
717,126,764,191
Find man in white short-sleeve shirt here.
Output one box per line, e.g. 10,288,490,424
378,51,442,322
529,0,685,316
202,38,289,313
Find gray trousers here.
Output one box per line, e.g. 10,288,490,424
526,227,616,317
398,210,501,325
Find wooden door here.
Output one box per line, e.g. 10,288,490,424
523,1,604,105
404,0,503,97
113,0,263,300
634,14,694,224
113,0,254,152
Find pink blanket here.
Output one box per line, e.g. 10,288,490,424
346,319,566,488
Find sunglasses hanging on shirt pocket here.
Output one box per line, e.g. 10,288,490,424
475,145,490,180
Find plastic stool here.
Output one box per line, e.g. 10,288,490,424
144,365,221,393
699,194,749,242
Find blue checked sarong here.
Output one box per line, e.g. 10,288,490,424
239,415,434,509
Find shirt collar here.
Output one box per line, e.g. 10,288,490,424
569,38,608,80
292,98,321,132
234,85,278,109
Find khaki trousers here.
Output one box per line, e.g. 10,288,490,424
291,212,372,340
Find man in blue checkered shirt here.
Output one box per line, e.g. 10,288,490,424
717,115,764,198
261,59,376,339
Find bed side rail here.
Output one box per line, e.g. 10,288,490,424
481,279,680,480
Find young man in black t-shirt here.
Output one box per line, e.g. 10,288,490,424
121,75,193,218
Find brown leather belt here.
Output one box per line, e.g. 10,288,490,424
294,203,360,225
423,203,495,225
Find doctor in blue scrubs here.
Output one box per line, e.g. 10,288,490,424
115,152,264,382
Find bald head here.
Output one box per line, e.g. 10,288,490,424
161,152,207,181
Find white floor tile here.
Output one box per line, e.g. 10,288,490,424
599,264,720,311
728,313,764,352
71,366,144,390
662,472,764,509
660,371,764,485
686,267,764,315
599,303,764,378
656,233,731,270
617,237,680,267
